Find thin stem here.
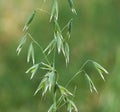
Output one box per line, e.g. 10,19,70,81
79,60,90,71
56,96,63,107
65,70,83,87
27,33,50,64
72,86,77,100
65,60,92,87
53,47,56,68
56,96,66,110
61,19,73,32
53,92,57,110
57,102,66,110
36,8,50,15
61,23,68,32
35,1,50,18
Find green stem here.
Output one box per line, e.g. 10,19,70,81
27,33,50,64
56,96,65,110
61,19,73,32
53,92,57,111
65,60,92,87
57,102,66,110
61,23,68,32
65,70,83,87
53,47,56,68
36,8,50,15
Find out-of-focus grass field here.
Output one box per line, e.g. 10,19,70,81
0,0,120,112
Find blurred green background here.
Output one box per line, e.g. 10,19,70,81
0,0,120,112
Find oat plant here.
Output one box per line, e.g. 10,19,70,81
17,0,108,112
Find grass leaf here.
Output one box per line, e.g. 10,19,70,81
93,61,108,74
55,32,63,54
68,0,77,14
34,77,48,95
23,11,36,31
64,42,69,64
67,19,73,38
58,85,73,96
25,64,39,79
45,71,56,91
50,0,58,21
44,39,56,54
27,42,35,64
35,71,57,96
85,73,98,93
54,20,61,33
67,99,78,112
97,68,105,81
41,62,52,69
16,34,27,55
48,103,56,112
93,61,108,81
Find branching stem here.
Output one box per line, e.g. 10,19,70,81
65,60,92,87
27,33,50,64
36,8,50,15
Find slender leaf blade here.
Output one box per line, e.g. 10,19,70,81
50,0,58,21
25,64,39,79
48,71,56,91
58,85,73,96
16,34,27,55
67,19,73,38
27,42,35,64
67,99,78,112
48,103,56,112
41,62,52,69
54,20,61,33
68,0,77,14
64,42,69,64
68,19,73,33
56,32,63,54
93,62,108,74
44,39,56,54
85,73,98,93
97,68,105,81
34,77,48,95
93,61,108,81
23,11,36,31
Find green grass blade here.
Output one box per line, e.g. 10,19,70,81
16,34,27,55
23,11,36,31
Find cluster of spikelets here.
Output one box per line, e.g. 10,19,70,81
17,0,108,112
